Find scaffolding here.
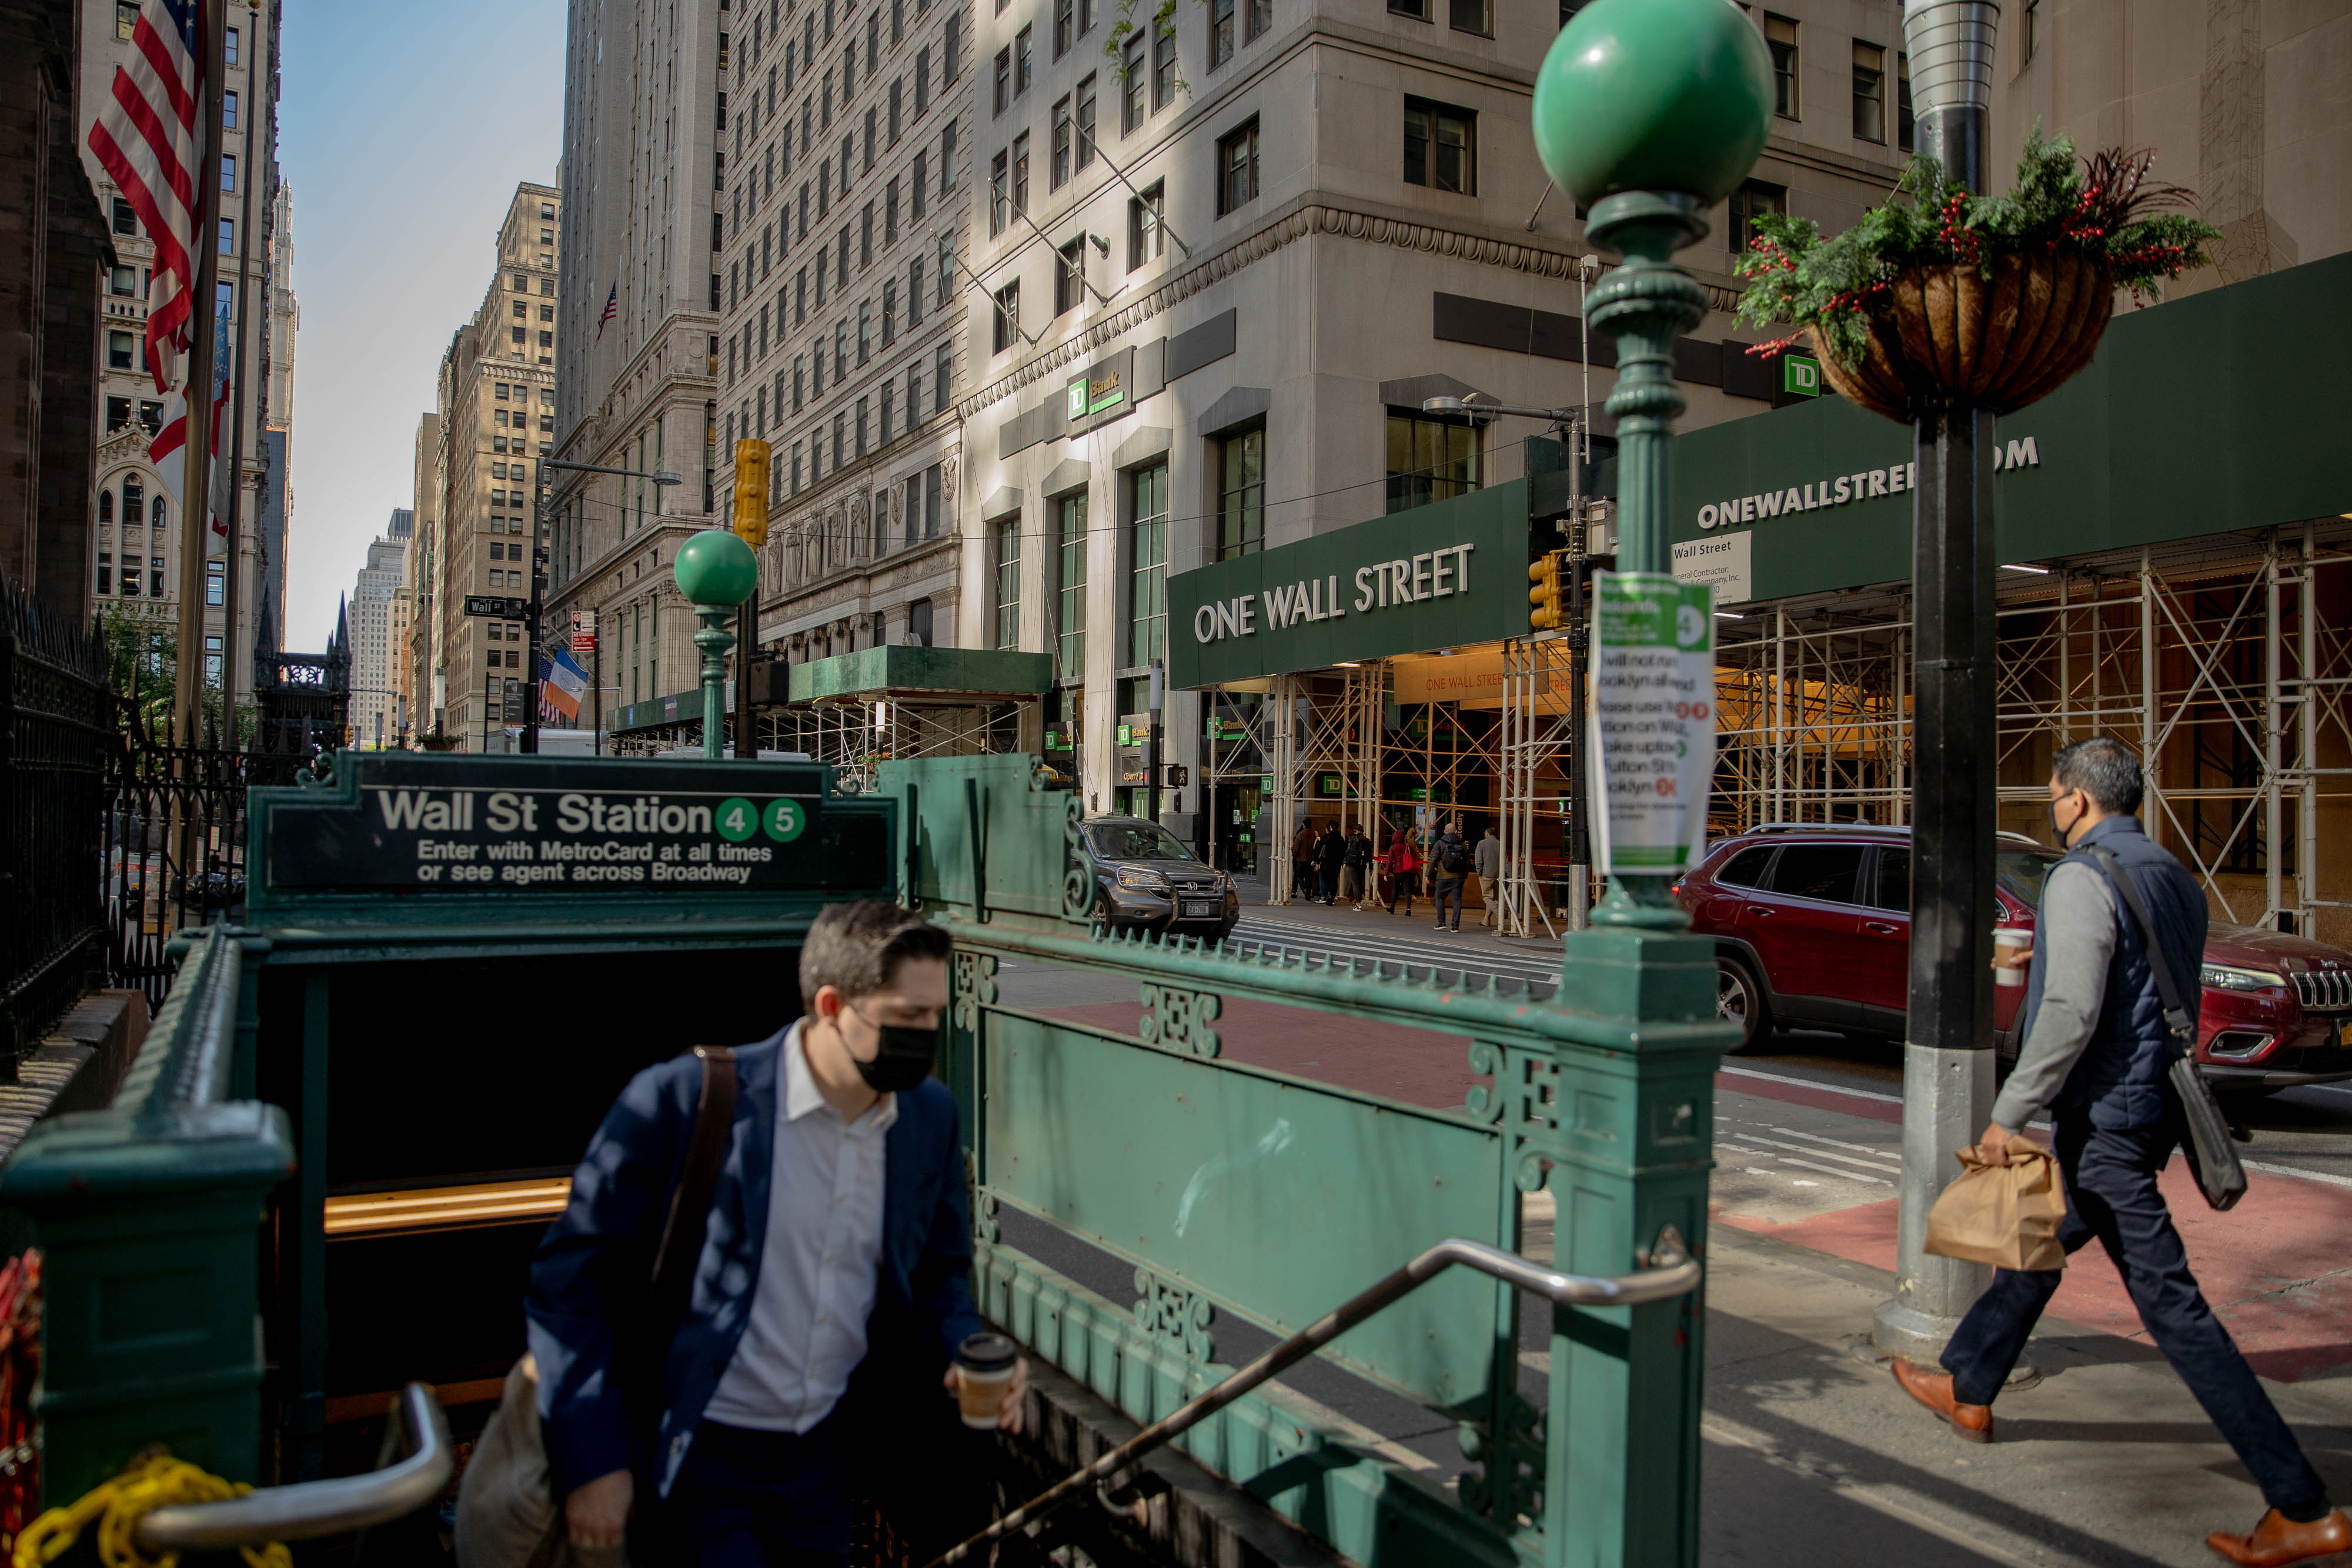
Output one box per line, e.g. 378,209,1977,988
755,698,1016,793
1710,520,2352,942
1498,636,1578,938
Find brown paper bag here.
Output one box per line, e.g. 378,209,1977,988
1923,1135,2068,1272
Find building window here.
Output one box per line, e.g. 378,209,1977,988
1076,75,1098,166
1055,238,1085,315
1152,22,1177,109
1897,52,1914,152
1128,182,1164,270
1403,97,1474,193
994,46,1011,112
97,552,112,596
993,516,1021,648
1055,493,1087,673
206,561,224,607
1122,36,1147,132
115,2,134,39
1055,0,1074,55
1216,119,1259,215
990,149,1010,234
1765,14,1799,119
106,396,131,432
883,279,898,344
1017,24,1034,93
1852,41,1886,142
2023,0,2039,61
222,154,236,192
1217,426,1264,558
224,25,238,63
936,342,953,409
943,121,959,189
1210,0,1235,67
1247,0,1271,39
1448,0,1489,35
1127,463,1168,667
111,198,136,236
1728,178,1785,253
223,91,239,130
1385,407,1479,511
108,330,135,370
205,634,222,685
858,299,873,362
991,279,1021,351
1012,131,1030,216
1388,0,1429,20
1051,96,1073,188
946,13,963,79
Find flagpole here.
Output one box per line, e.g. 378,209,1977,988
219,14,260,750
173,0,228,748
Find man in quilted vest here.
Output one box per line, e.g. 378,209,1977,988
1889,737,2344,1565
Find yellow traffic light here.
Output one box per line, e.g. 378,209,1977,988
1528,552,1565,631
731,438,772,549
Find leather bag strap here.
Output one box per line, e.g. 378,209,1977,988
649,1046,738,1322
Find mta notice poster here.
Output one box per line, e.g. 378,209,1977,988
1588,571,1715,876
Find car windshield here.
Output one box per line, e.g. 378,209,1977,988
1997,847,2063,910
1088,823,1195,862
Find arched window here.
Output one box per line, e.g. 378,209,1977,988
123,478,144,520
151,494,166,527
99,489,113,525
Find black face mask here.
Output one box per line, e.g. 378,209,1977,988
2049,793,2079,847
844,1004,937,1092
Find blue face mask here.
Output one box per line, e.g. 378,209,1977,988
845,1003,936,1092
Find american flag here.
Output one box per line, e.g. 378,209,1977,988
148,300,232,539
596,283,618,340
88,0,207,394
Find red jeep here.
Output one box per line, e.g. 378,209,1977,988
1676,824,2352,1095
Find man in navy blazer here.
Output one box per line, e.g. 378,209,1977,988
527,901,1024,1564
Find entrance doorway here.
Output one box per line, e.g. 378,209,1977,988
1216,778,1262,874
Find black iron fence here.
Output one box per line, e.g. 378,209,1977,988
0,583,108,1078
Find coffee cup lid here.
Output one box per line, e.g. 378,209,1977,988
957,1332,1018,1372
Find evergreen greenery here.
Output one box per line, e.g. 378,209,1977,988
1733,131,2222,366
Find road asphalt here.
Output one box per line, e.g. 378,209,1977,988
992,891,2352,1565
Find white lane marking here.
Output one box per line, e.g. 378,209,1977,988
1729,1134,1903,1175
2244,1158,2352,1191
1777,1156,1890,1186
1719,1063,1906,1106
1769,1125,1903,1159
1230,921,1561,974
1261,1380,1441,1472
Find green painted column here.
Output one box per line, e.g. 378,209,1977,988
1530,2,1770,1562
674,529,760,760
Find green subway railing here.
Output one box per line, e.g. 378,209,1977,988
884,754,1736,1568
0,925,295,1506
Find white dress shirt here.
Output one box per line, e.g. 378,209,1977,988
703,1021,898,1433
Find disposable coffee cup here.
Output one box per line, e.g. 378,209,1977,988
954,1332,1018,1430
1993,927,2032,987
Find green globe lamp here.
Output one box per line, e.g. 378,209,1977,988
673,527,760,758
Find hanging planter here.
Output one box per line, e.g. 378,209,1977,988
1736,134,2220,425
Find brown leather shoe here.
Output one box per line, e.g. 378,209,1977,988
2206,1509,2352,1566
1890,1359,1993,1443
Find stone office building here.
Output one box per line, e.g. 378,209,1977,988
953,0,1919,827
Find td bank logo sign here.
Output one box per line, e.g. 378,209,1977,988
1695,436,2044,532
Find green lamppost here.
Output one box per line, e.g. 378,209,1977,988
1524,5,1768,1557
1532,3,1767,927
673,527,760,760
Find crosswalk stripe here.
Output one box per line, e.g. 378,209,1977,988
1231,920,1561,977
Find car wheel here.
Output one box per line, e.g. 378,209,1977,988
1716,957,1770,1052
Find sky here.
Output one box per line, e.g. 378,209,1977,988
276,0,567,652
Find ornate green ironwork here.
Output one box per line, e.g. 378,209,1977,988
1137,983,1221,1058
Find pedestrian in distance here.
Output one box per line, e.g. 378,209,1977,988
1475,824,1502,928
1382,827,1419,918
1342,822,1375,909
1314,821,1347,904
527,901,1023,1566
1890,737,2347,1566
1431,818,1469,932
1291,821,1318,902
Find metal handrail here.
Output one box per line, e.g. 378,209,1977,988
135,1383,453,1549
924,1228,1703,1567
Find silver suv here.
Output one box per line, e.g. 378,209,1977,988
1081,817,1240,941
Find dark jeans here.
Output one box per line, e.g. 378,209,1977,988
1434,878,1464,928
1940,1114,2328,1513
668,1415,856,1567
1385,872,1414,914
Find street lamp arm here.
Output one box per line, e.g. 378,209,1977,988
1421,395,1581,422
543,458,684,485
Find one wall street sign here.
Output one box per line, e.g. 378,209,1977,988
1165,479,1538,688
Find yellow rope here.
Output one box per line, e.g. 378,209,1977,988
11,1450,289,1568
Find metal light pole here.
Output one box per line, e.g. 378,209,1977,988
533,457,684,753
1529,1,1768,1552
1874,0,2003,1366
673,529,759,760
